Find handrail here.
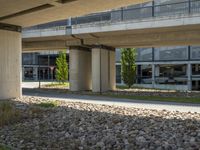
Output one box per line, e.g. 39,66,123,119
23,0,200,32
71,0,200,25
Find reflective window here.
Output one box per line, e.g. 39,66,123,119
154,46,188,61
136,48,153,61
116,65,122,84
24,67,33,80
192,64,200,75
22,53,34,65
137,65,152,84
156,64,187,85
191,46,200,60
115,49,121,62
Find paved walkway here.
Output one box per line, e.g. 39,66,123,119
23,89,200,113
22,82,57,89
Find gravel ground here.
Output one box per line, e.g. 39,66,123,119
0,96,200,150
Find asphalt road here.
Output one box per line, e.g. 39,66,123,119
23,88,200,113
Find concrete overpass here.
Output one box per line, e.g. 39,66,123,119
21,0,200,94
23,14,200,50
0,0,150,99
23,0,200,50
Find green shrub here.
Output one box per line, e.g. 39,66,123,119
56,51,68,83
121,48,136,88
0,101,20,127
36,101,59,108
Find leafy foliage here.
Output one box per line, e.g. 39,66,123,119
55,51,68,83
121,48,136,88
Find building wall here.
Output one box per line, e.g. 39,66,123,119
22,50,69,81
22,46,200,91
135,46,200,91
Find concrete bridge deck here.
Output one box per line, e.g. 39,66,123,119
22,0,200,51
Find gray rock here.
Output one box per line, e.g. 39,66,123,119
0,96,200,149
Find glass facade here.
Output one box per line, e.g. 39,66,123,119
24,67,34,80
137,65,152,84
116,65,122,84
22,53,38,65
156,64,187,85
136,46,200,62
191,46,200,60
135,46,200,90
136,48,153,62
22,51,69,81
154,46,188,61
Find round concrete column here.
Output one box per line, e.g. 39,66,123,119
0,29,22,99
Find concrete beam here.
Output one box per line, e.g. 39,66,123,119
22,28,200,50
84,29,200,48
22,40,67,51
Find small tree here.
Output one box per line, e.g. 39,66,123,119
55,51,68,83
121,48,136,88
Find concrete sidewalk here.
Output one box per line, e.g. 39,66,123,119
22,82,56,89
23,89,200,113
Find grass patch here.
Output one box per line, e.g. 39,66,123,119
0,101,21,127
116,85,171,91
104,94,200,104
44,82,69,88
35,101,60,108
116,85,129,89
0,144,11,150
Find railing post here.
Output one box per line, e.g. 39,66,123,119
152,47,155,61
189,0,191,14
188,45,191,61
152,0,155,17
121,8,124,21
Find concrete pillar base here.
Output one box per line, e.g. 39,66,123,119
92,47,116,92
0,29,22,99
69,47,91,91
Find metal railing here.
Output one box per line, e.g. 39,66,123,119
23,0,200,34
72,0,200,25
71,12,111,25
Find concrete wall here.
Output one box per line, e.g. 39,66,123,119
0,30,21,99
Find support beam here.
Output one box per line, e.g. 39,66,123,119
33,67,38,81
69,47,92,91
187,63,192,91
152,64,155,87
0,28,22,99
195,64,199,90
84,30,200,48
92,46,116,92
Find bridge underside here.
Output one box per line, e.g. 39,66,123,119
0,0,149,27
23,24,200,51
0,0,150,99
